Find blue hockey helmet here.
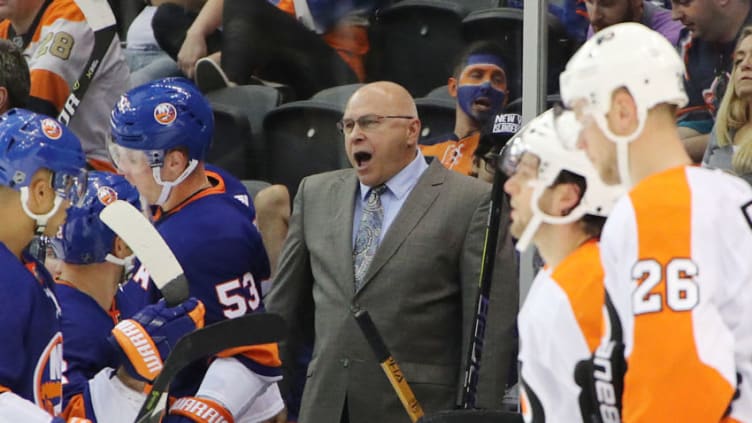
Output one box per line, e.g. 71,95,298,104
0,108,87,203
109,77,214,166
52,171,141,264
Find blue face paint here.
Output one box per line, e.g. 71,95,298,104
458,81,507,125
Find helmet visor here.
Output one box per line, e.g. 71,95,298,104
51,168,87,207
107,136,152,174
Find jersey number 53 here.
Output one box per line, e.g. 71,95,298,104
215,272,261,318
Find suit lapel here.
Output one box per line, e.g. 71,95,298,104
331,171,359,294
356,161,446,294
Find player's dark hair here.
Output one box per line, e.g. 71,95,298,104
554,170,606,239
452,41,509,79
0,40,29,110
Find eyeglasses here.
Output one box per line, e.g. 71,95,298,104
336,114,414,134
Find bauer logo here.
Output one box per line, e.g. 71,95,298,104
97,186,118,206
154,102,177,125
41,118,62,140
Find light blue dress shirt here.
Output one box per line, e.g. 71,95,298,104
352,150,430,247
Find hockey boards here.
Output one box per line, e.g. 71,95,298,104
99,200,189,306
136,312,287,423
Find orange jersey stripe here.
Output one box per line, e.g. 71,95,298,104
30,68,70,111
215,342,282,368
61,393,88,420
623,167,733,422
550,239,604,353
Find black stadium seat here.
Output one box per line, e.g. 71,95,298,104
263,100,350,198
367,0,467,97
206,85,284,180
415,96,456,141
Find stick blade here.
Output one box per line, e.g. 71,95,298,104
136,312,286,422
99,200,189,305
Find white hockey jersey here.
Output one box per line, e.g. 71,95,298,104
600,165,752,422
518,239,604,423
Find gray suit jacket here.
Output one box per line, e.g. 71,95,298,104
266,160,518,423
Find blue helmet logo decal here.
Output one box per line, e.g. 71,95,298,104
154,102,177,125
41,118,62,140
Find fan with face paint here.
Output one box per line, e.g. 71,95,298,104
452,53,509,126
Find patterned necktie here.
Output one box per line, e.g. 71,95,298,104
353,184,387,292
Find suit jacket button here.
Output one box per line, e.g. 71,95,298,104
341,358,350,368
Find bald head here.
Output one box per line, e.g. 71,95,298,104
342,81,422,187
347,81,418,118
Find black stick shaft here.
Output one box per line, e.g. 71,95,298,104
461,167,506,408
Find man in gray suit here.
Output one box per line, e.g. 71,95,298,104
265,81,518,422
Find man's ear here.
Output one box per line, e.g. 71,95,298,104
448,77,458,98
554,182,582,216
113,235,133,259
27,169,55,214
0,87,9,114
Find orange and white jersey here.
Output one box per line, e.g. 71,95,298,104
518,239,605,422
600,165,752,422
0,0,129,166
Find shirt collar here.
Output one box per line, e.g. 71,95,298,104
359,150,429,201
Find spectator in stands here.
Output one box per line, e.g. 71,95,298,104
0,39,29,113
703,25,752,184
509,0,590,43
124,0,198,87
672,0,752,163
420,41,510,176
155,0,383,98
266,81,518,422
0,0,130,171
585,0,683,45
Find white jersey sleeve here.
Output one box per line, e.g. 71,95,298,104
0,392,56,422
196,356,284,422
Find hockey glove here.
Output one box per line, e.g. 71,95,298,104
110,298,205,382
165,396,234,423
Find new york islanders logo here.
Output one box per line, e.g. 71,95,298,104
154,102,177,125
41,118,62,140
97,186,118,205
34,332,63,415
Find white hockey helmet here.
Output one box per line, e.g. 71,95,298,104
559,22,688,186
501,108,624,252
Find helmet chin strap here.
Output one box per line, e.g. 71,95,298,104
590,106,647,189
105,253,135,271
20,187,65,236
514,181,589,253
151,159,199,207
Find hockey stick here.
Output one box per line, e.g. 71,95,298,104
135,312,286,423
460,163,507,408
99,200,189,306
353,309,425,422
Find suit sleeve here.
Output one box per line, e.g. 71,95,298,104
264,176,316,409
